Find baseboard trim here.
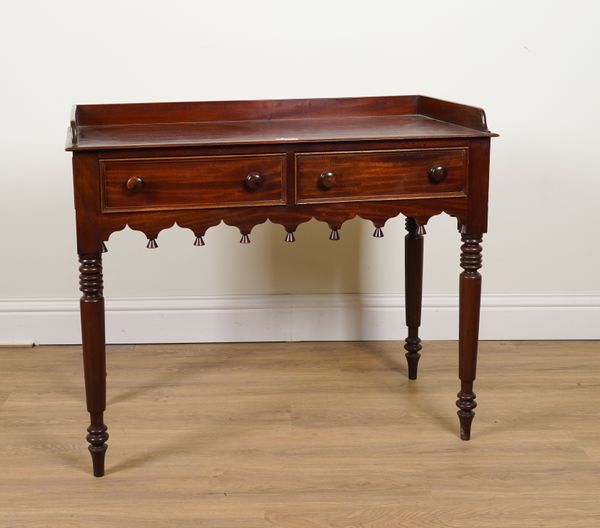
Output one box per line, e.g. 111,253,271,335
0,294,598,345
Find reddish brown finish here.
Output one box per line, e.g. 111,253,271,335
68,95,496,476
404,218,425,380
69,94,490,129
457,232,484,440
78,254,108,477
125,176,144,193
101,153,286,212
73,95,423,127
67,95,495,152
295,147,467,204
69,116,494,151
418,96,491,133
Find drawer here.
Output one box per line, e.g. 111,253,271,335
100,154,286,212
295,148,467,204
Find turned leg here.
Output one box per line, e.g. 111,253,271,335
456,232,483,440
79,253,108,476
404,218,425,380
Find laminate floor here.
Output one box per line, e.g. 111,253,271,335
0,341,599,527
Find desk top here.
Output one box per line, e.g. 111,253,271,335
66,95,496,151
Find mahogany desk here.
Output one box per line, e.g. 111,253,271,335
66,95,496,477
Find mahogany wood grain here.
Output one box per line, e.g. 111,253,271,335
418,96,491,133
71,94,492,128
67,95,496,476
73,95,422,126
101,153,286,212
295,147,466,204
70,116,493,151
67,95,496,152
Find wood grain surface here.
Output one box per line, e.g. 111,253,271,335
101,153,286,212
67,95,496,151
1,341,599,527
295,147,467,204
72,115,493,151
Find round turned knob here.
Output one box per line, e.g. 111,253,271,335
428,165,448,184
244,172,263,191
126,176,144,193
319,171,336,190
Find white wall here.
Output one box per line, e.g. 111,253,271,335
1,1,599,342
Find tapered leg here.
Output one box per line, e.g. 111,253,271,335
456,232,483,440
79,253,108,476
404,218,425,380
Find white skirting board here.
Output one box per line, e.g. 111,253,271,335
0,294,598,345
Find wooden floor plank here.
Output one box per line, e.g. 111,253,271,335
0,341,599,527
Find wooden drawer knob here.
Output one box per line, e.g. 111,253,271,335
126,176,144,193
244,172,263,191
319,171,336,189
428,165,448,183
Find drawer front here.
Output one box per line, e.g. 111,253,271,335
295,148,467,204
101,154,286,212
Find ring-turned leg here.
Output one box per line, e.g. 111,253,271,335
456,232,483,440
79,253,108,476
404,218,425,380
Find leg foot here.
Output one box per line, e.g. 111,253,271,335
456,389,477,440
87,419,109,477
404,337,422,380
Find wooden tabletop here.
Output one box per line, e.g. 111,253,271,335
66,95,496,151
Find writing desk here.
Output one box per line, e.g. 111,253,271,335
66,95,496,477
